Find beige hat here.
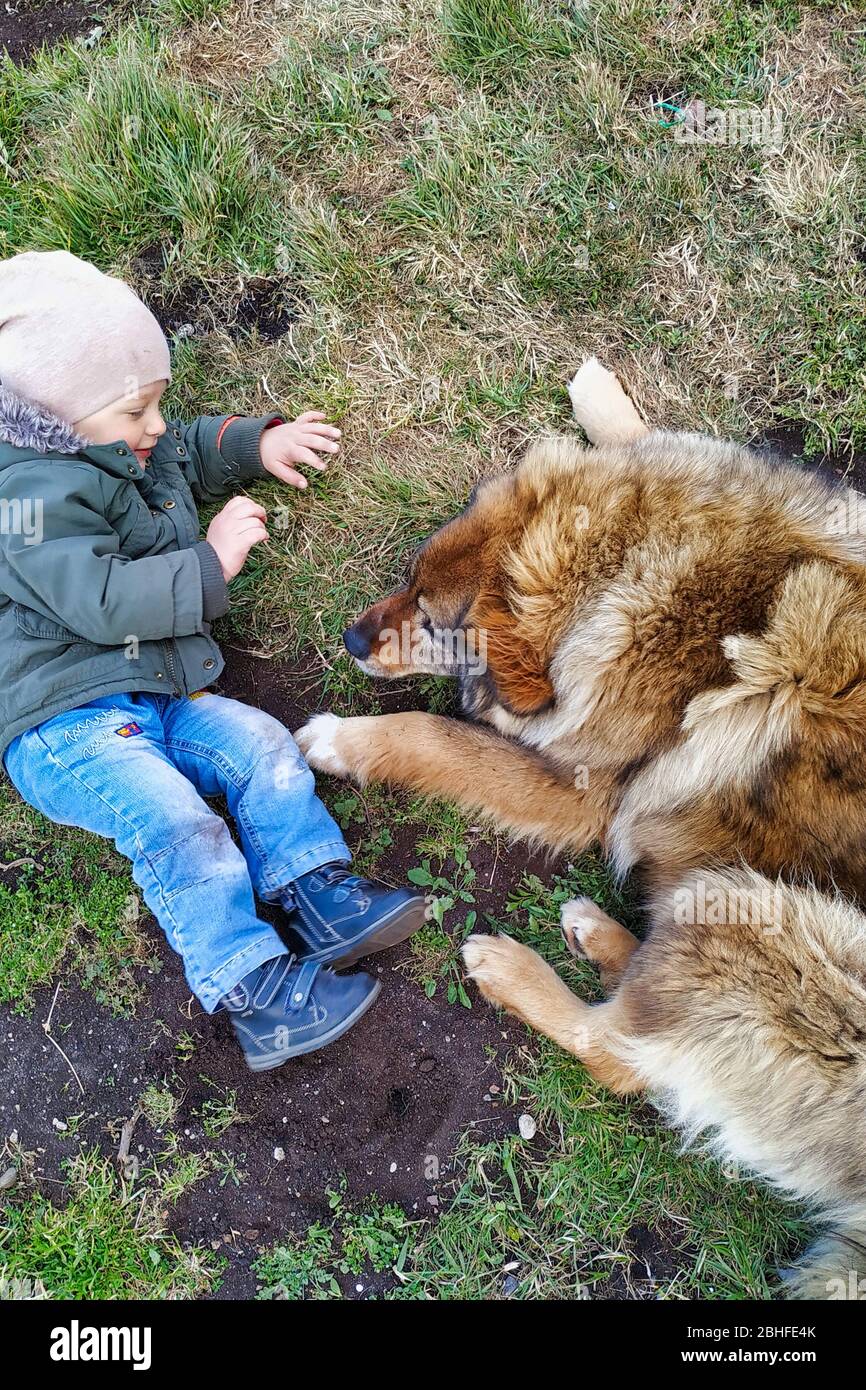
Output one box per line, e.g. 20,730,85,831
0,250,171,424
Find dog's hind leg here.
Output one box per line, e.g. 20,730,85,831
462,933,643,1094
295,711,611,855
560,897,640,993
568,357,649,445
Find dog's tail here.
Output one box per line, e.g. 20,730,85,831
567,356,649,445
783,1215,866,1300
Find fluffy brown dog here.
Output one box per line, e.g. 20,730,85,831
296,359,866,1297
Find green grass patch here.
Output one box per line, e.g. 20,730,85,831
254,1181,415,1300
0,785,156,1015
441,0,580,89
1,28,282,280
157,0,232,20
0,1148,220,1299
391,1066,802,1298
242,34,397,171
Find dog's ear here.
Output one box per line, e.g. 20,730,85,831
469,587,555,716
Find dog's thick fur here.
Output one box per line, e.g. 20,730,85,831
296,359,866,1297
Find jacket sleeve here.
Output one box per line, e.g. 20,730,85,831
0,462,211,646
173,413,283,502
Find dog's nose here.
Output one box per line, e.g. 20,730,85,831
343,625,371,660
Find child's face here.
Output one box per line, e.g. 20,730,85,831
74,379,168,466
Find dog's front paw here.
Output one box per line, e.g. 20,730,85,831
462,933,534,1013
295,713,352,777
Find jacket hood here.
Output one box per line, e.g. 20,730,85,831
0,385,88,459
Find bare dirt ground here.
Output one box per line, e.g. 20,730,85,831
0,1,112,63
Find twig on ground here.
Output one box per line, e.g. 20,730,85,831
42,984,84,1096
117,1107,143,1184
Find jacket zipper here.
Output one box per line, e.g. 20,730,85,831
152,462,185,698
163,639,182,697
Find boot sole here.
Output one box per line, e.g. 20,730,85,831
303,897,428,970
243,979,382,1072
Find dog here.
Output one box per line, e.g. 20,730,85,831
296,358,866,1297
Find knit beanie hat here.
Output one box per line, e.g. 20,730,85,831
0,250,171,424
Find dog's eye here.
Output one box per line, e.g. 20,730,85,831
416,599,434,635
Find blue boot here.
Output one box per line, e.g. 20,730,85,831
220,955,380,1072
280,863,427,969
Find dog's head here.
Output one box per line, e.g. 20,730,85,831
343,470,556,718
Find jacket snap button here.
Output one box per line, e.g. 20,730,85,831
127,465,137,474
176,446,186,456
155,671,164,678
163,500,176,509
293,992,303,1003
115,447,127,456
203,658,216,670
173,428,181,438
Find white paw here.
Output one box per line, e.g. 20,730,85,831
461,932,497,981
462,932,524,1004
559,896,607,958
294,713,348,776
567,356,608,414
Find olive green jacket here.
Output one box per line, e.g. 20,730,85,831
0,388,279,756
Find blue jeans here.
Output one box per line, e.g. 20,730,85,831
3,692,350,1011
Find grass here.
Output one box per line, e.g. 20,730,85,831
441,0,579,88
402,847,478,1004
389,1051,803,1300
0,784,157,1014
145,1140,213,1204
254,1182,416,1298
139,1084,181,1132
0,0,862,1300
0,1147,220,1299
196,1080,251,1138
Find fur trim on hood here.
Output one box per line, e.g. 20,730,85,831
0,385,88,456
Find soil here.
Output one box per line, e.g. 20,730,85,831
3,940,521,1301
132,247,301,344
0,1,113,63
756,427,866,493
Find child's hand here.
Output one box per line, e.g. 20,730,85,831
259,411,341,489
207,496,269,581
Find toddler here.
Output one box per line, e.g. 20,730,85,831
0,251,424,1070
